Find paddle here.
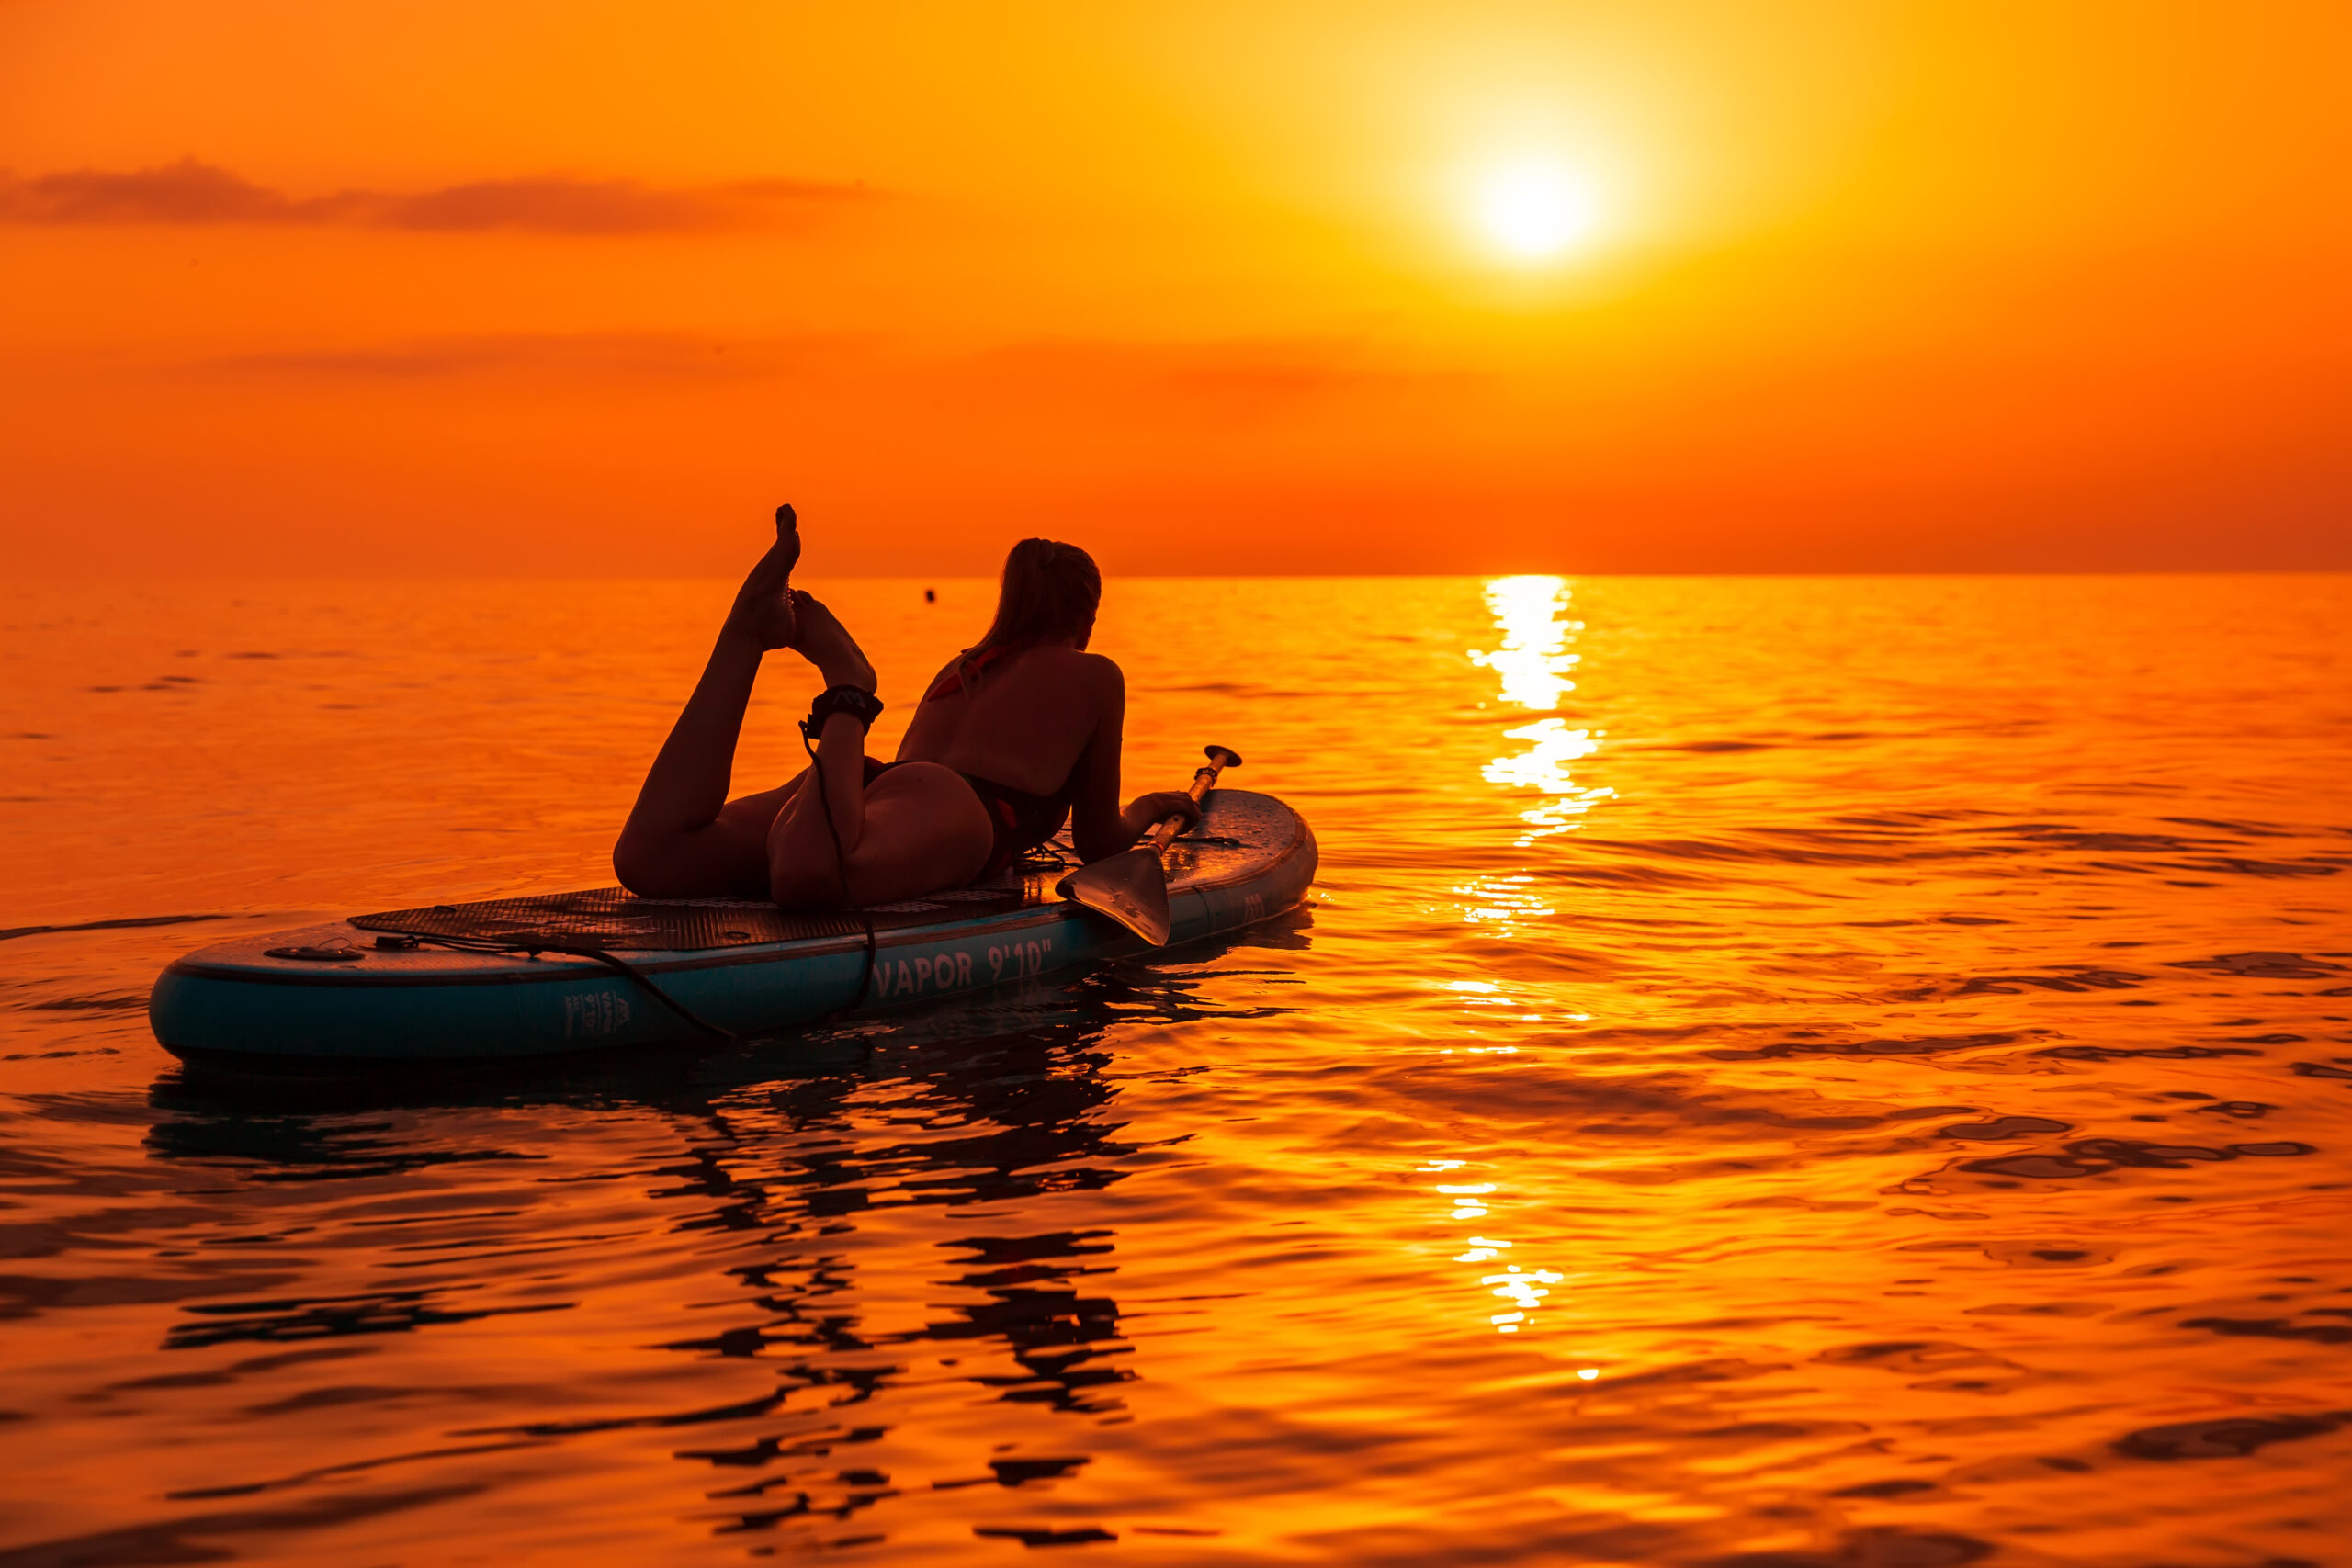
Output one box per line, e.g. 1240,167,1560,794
1056,745,1242,944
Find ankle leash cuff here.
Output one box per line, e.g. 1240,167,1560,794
801,684,884,739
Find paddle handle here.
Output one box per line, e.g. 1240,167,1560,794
1144,745,1242,851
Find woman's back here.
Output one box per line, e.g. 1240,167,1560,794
897,645,1118,798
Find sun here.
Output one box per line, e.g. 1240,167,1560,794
1470,158,1603,263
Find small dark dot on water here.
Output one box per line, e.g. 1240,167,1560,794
2160,1090,2216,1100
2130,1114,2168,1122
2278,1277,2317,1283
2119,999,2159,1007
88,685,119,693
2100,941,2146,948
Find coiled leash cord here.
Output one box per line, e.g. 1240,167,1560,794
389,931,741,1043
802,683,885,1017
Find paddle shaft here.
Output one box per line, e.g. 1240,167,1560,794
1141,745,1241,852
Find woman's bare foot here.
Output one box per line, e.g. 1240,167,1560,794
788,591,878,692
725,504,802,650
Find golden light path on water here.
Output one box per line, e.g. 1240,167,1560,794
1472,575,1614,851
1433,578,1601,1355
1466,574,1582,711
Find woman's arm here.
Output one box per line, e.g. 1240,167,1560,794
1067,660,1129,863
1066,658,1202,863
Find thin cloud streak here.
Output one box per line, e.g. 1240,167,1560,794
201,332,870,380
964,336,1489,425
0,159,872,233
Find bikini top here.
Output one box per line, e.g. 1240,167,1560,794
922,644,1012,703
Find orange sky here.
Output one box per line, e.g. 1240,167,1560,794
3,0,2346,575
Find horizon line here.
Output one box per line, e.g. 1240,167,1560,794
7,567,2348,584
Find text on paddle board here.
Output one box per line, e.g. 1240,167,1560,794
868,936,1056,1000
564,988,633,1038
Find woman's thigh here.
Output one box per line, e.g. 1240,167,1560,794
715,776,803,843
770,761,992,908
617,775,804,898
688,777,804,893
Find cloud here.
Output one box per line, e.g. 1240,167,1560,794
202,331,864,381
371,176,859,234
967,336,1483,423
0,159,869,233
0,159,311,223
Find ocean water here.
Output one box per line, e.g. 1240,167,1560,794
3,573,2349,1567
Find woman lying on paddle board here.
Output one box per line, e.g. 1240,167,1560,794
614,506,1202,910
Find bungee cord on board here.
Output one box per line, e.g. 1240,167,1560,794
374,929,743,1043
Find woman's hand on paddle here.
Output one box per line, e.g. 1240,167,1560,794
1125,790,1203,837
724,505,803,652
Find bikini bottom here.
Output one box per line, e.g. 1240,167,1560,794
859,759,1071,884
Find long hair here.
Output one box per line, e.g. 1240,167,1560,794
955,538,1101,691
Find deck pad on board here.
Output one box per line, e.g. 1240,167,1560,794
351,878,1043,951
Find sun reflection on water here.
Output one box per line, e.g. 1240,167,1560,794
1467,575,1581,711
1427,580,1619,1341
1453,871,1555,931
1468,577,1613,850
1487,719,1612,847
1422,1152,1577,1338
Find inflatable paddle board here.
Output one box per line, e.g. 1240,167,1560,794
150,789,1315,1069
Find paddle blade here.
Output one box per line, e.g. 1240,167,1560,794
1055,849,1173,945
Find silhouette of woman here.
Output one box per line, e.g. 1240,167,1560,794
615,505,1199,910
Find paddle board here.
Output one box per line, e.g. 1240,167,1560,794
149,789,1315,1067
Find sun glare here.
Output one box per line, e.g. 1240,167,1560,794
1471,158,1602,262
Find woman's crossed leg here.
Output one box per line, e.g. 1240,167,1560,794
615,506,992,910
